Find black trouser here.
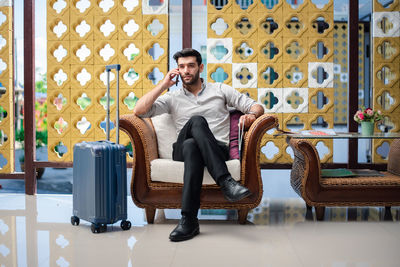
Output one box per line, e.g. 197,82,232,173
172,115,230,218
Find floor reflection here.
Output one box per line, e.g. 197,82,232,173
248,198,400,224
163,198,400,225
1,194,400,267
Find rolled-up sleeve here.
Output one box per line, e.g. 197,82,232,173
138,93,171,118
220,83,256,114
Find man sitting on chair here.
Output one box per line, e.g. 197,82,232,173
133,48,264,242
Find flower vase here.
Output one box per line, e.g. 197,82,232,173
361,121,374,136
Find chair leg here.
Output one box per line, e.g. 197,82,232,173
145,207,156,224
305,204,314,221
315,206,325,221
238,209,249,224
384,206,393,221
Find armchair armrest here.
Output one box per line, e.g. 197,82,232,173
388,139,400,176
288,138,322,204
119,114,159,205
240,114,279,204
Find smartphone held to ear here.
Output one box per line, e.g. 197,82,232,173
175,76,179,86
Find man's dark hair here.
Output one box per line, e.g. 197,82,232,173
173,48,202,66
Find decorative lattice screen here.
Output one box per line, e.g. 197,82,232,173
206,0,335,163
332,22,365,125
0,1,14,173
372,0,400,163
47,0,169,162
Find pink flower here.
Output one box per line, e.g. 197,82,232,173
366,109,373,116
358,113,364,120
377,110,382,115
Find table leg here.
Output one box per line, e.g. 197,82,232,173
347,207,357,221
384,206,393,221
305,204,313,221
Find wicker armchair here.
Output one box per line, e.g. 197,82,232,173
119,113,278,224
288,138,400,220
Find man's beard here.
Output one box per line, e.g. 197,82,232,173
181,70,200,86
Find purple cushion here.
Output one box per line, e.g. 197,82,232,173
229,110,243,159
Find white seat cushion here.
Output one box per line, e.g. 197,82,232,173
151,113,177,159
151,159,241,185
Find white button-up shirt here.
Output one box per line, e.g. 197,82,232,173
140,81,256,145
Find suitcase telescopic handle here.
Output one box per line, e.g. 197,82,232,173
106,64,121,144
106,64,121,71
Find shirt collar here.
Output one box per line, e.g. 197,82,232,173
182,78,206,96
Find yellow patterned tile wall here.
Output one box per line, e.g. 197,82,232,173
120,64,143,89
309,112,335,129
372,0,400,163
118,15,143,40
48,137,71,162
282,63,308,88
308,37,334,62
142,64,167,90
232,38,258,63
282,113,307,132
47,89,71,114
142,15,168,39
308,87,334,114
358,23,365,108
69,15,95,41
372,139,394,163
333,22,365,124
257,13,283,40
308,12,334,38
142,39,168,64
257,63,282,88
232,0,258,14
207,63,232,85
308,0,334,13
373,37,400,64
206,0,334,164
120,89,142,114
208,13,233,39
282,37,308,63
333,22,348,124
311,139,333,163
257,37,283,63
70,89,95,114
282,12,308,38
0,3,13,173
373,88,400,113
373,0,399,12
47,0,169,162
118,39,143,65
232,14,258,39
257,0,283,14
282,0,308,13
237,88,257,101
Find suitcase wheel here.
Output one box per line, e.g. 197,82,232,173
71,216,80,226
91,223,107,233
121,220,131,231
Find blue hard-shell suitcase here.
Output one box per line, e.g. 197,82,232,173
71,64,131,233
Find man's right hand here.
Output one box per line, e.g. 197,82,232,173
133,68,180,116
161,68,180,90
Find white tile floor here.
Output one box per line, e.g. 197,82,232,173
0,194,399,267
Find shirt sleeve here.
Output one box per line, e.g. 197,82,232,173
138,92,171,118
220,83,256,114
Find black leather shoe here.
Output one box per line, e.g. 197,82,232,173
169,216,199,242
219,177,252,202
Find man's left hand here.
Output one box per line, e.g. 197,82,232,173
239,114,256,129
